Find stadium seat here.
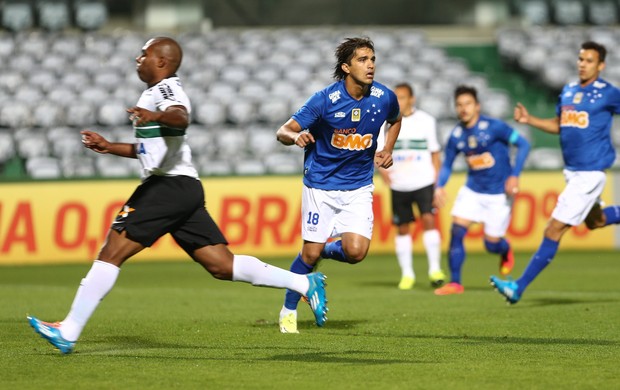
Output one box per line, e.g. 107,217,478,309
0,71,24,94
36,0,70,31
194,100,227,127
97,101,129,126
587,0,618,25
66,102,95,127
517,0,551,25
233,159,266,175
2,1,34,32
214,129,247,155
197,157,233,176
263,152,303,175
74,0,108,31
227,98,256,125
26,156,61,179
551,0,585,25
32,103,66,128
60,155,96,178
95,154,138,178
16,130,50,159
0,131,16,163
0,102,32,128
256,99,289,124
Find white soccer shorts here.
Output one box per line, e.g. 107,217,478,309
301,184,374,242
451,185,512,237
552,169,606,226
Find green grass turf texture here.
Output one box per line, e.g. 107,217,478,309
1,251,619,389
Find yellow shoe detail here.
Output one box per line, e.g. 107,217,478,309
279,312,299,334
398,276,415,290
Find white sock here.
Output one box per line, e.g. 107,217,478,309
279,306,297,320
423,229,442,274
60,260,120,342
395,234,414,278
232,255,309,295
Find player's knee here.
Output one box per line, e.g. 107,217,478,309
343,246,368,264
205,262,233,280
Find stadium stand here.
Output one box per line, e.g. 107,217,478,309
7,23,616,179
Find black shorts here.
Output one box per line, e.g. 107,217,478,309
391,184,435,225
111,175,228,254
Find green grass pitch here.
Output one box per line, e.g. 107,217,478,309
1,250,619,389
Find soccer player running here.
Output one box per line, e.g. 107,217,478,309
434,85,530,296
27,37,327,354
275,37,402,333
491,41,620,304
377,83,446,290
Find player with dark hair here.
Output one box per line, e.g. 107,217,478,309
491,41,620,304
27,37,327,354
275,37,401,333
377,82,445,290
434,85,530,296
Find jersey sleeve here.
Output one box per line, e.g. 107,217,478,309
427,116,441,152
292,91,324,130
608,85,620,114
493,119,514,143
437,133,458,187
152,79,191,114
376,122,387,150
386,89,400,123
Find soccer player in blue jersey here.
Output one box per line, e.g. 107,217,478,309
433,85,531,296
275,37,402,333
491,41,620,304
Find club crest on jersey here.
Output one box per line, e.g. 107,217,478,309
351,108,361,122
117,205,135,218
468,135,477,149
573,92,583,104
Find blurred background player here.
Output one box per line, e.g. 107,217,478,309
434,85,530,296
27,37,327,354
275,37,402,333
377,82,446,290
491,41,620,304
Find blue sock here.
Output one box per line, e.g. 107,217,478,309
283,253,314,310
516,237,559,296
603,206,620,226
484,238,509,256
448,224,468,284
321,240,348,262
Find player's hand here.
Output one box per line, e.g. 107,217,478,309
433,187,447,208
374,150,393,169
514,103,529,124
505,175,519,197
293,131,315,148
81,130,110,154
127,107,159,126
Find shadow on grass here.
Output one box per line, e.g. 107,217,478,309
372,333,619,346
262,351,416,364
528,297,619,307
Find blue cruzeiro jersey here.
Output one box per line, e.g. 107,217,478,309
556,77,620,171
292,80,400,190
442,115,517,195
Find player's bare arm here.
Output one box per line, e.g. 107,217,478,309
81,130,137,158
276,118,315,147
433,187,447,209
514,102,560,134
127,105,189,129
375,116,402,168
505,175,520,196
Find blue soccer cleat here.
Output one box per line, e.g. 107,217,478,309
490,276,521,305
27,315,75,354
306,272,328,327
